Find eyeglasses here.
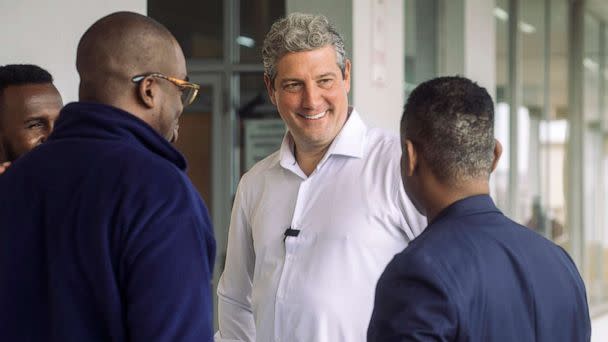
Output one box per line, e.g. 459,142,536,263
132,73,200,106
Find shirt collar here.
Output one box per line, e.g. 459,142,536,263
278,107,367,172
431,194,502,225
326,108,366,159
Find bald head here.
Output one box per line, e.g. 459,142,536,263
76,11,181,105
76,11,189,142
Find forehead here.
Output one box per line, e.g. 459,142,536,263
275,45,340,79
0,83,62,120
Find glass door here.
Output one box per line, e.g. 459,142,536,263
173,73,231,328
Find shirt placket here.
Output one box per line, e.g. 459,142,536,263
274,176,311,342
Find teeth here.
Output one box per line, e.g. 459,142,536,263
298,111,327,120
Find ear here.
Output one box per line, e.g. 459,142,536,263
490,139,503,172
264,74,277,106
403,139,418,177
137,76,157,109
343,59,351,94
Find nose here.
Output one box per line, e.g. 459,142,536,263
301,82,322,110
37,126,53,146
37,134,48,145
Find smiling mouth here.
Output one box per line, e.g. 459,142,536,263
297,111,327,120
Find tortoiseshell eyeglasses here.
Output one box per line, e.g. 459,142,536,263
132,73,200,106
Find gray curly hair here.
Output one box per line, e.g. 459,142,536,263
262,12,347,85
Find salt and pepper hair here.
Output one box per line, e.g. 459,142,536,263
401,76,496,184
262,12,347,85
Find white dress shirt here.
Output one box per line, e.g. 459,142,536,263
215,109,426,342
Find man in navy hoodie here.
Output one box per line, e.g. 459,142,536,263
367,76,590,341
0,11,215,342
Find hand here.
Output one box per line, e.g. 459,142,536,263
0,161,11,175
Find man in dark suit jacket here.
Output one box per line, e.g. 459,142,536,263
367,76,591,341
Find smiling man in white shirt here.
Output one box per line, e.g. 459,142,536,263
215,12,426,342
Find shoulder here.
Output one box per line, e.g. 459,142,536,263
366,127,401,152
117,147,188,191
380,232,452,293
359,127,401,168
90,143,202,217
394,221,468,273
237,149,281,190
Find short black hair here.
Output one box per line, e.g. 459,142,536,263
401,76,495,184
0,64,54,96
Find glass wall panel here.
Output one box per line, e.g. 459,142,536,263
532,0,569,247
237,73,284,174
605,27,608,133
583,13,604,304
604,31,608,301
584,14,602,124
519,0,546,226
494,0,571,247
491,0,608,311
404,0,439,95
149,0,223,59
494,0,510,213
540,0,569,249
239,0,285,63
175,85,214,206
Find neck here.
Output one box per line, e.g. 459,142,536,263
294,143,331,176
425,180,490,223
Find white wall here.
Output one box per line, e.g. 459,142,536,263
351,0,404,134
0,0,146,104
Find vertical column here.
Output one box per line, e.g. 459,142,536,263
438,0,465,77
351,0,404,133
567,0,585,267
464,0,497,96
507,0,521,219
541,0,552,238
438,0,496,97
597,20,606,297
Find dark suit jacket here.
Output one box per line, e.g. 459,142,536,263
368,195,590,342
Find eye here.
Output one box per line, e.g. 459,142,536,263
25,119,46,130
282,82,302,92
318,78,334,88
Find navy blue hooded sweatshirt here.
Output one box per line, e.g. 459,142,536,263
0,102,216,341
